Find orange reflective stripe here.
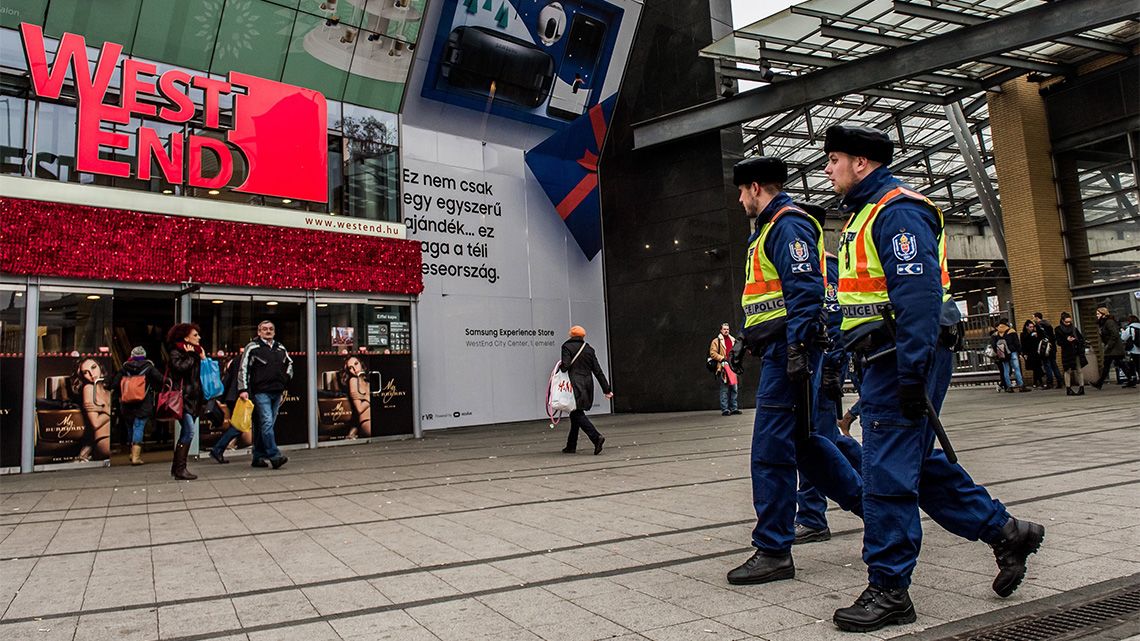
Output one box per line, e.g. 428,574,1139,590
839,276,888,293
743,279,782,295
747,205,804,292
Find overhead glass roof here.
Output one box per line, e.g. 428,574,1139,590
702,0,1139,220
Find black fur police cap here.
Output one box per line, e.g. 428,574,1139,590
823,125,893,164
732,157,787,186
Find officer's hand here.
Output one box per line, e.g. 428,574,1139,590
786,343,810,382
728,336,746,374
821,361,843,401
899,383,927,421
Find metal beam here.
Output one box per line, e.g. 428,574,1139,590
747,45,983,90
718,66,945,104
819,24,1066,75
945,101,1007,264
891,0,1131,56
633,0,1133,149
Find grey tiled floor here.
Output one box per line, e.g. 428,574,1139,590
1,385,1138,640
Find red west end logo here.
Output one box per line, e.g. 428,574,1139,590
19,23,328,203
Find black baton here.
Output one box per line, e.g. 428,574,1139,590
864,307,959,464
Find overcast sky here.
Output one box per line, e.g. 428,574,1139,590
729,0,800,29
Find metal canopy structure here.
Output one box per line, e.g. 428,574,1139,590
630,0,1138,226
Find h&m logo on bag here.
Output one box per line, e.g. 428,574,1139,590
19,23,328,202
557,380,573,393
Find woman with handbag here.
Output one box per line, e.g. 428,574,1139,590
558,325,613,455
167,323,206,480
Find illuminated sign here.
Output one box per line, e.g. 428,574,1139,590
19,23,329,203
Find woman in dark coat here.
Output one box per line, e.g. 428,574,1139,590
1020,320,1042,388
1093,307,1135,389
558,325,613,455
167,323,206,480
105,346,165,465
1055,312,1086,395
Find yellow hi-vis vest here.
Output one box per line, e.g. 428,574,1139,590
742,205,826,329
837,185,952,332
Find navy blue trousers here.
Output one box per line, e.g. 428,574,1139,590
858,345,1010,588
750,342,863,553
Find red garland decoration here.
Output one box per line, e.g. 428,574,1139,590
0,198,423,294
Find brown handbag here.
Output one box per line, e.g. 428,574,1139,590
156,374,183,420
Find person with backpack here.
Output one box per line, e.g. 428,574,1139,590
1093,307,1136,389
558,325,613,454
991,319,1029,393
1032,312,1063,389
1123,315,1140,389
1056,312,1086,396
105,346,165,465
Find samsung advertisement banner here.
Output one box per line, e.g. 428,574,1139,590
403,0,640,429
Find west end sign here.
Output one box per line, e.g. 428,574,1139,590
19,23,329,203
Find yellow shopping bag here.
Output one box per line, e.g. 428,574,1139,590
231,398,254,433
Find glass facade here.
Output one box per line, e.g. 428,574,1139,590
0,0,420,221
1056,131,1140,288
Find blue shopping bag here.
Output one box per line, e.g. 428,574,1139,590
200,357,224,400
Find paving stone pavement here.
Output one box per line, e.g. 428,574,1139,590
1,385,1137,640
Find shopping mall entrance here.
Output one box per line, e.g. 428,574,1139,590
0,279,416,474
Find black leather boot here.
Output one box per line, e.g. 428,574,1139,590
726,550,794,585
833,584,916,632
793,523,831,544
171,443,198,480
991,517,1045,597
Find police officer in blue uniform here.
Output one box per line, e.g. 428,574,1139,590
726,158,863,585
823,125,1046,632
793,204,846,545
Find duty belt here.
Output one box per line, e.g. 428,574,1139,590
743,297,786,316
840,302,888,319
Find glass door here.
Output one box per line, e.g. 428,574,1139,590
193,294,308,455
0,286,26,470
34,288,114,468
315,300,413,443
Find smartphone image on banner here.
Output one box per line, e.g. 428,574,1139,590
547,13,607,120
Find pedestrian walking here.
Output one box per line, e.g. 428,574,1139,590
824,124,1044,632
167,323,206,480
558,326,612,455
105,346,164,465
1092,307,1136,389
1056,312,1087,395
1124,315,1140,389
709,323,741,416
238,321,292,469
724,157,863,587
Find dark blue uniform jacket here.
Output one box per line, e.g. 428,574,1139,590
837,167,945,387
741,193,824,351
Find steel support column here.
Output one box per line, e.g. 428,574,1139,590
944,102,1007,264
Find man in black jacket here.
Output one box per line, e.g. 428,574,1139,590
238,321,293,469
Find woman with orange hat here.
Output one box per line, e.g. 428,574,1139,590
559,325,613,454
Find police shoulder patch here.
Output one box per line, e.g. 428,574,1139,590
788,239,810,262
892,232,918,261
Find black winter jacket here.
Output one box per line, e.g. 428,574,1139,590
1098,316,1125,357
991,330,1021,360
105,359,165,421
168,345,205,417
238,339,293,394
559,338,611,412
1056,322,1085,370
1020,329,1040,369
